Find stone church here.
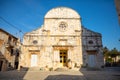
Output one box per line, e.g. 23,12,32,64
19,7,104,69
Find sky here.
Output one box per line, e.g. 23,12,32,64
0,0,120,50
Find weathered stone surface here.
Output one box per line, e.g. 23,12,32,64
0,29,21,71
19,7,104,69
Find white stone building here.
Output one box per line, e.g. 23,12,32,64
19,7,104,69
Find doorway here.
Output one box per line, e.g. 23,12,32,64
0,61,3,71
31,54,37,67
60,50,67,66
88,54,96,67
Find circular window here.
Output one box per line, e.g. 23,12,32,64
33,40,38,44
88,40,93,44
59,22,67,32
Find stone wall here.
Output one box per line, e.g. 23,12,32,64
0,29,21,71
82,27,104,68
19,7,103,69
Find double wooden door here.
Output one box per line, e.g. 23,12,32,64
60,50,67,66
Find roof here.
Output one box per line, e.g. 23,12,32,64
82,27,102,37
0,28,18,39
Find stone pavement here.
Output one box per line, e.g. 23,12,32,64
0,68,120,80
81,70,120,80
0,70,86,80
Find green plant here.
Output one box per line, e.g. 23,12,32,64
49,67,53,71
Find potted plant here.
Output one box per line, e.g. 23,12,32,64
67,59,72,69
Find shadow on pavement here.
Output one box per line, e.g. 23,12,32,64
45,74,86,80
80,67,120,80
0,67,29,80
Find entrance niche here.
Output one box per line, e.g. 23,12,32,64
0,61,3,71
87,50,97,68
88,54,96,67
31,54,38,67
59,50,68,67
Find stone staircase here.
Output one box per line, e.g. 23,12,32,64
28,67,41,71
28,67,69,71
20,67,79,71
55,67,70,71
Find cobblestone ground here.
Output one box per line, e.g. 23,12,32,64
0,68,120,80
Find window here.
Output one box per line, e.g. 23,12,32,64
13,39,17,45
16,52,19,57
88,40,93,44
8,36,12,44
11,49,14,56
33,40,38,44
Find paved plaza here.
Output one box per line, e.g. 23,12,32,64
0,67,120,80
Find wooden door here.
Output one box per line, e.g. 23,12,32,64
60,50,67,66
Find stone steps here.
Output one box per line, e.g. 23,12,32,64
28,67,41,71
55,67,70,71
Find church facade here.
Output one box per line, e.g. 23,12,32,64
19,7,104,69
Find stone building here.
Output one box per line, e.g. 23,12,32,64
0,28,21,71
20,7,104,69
